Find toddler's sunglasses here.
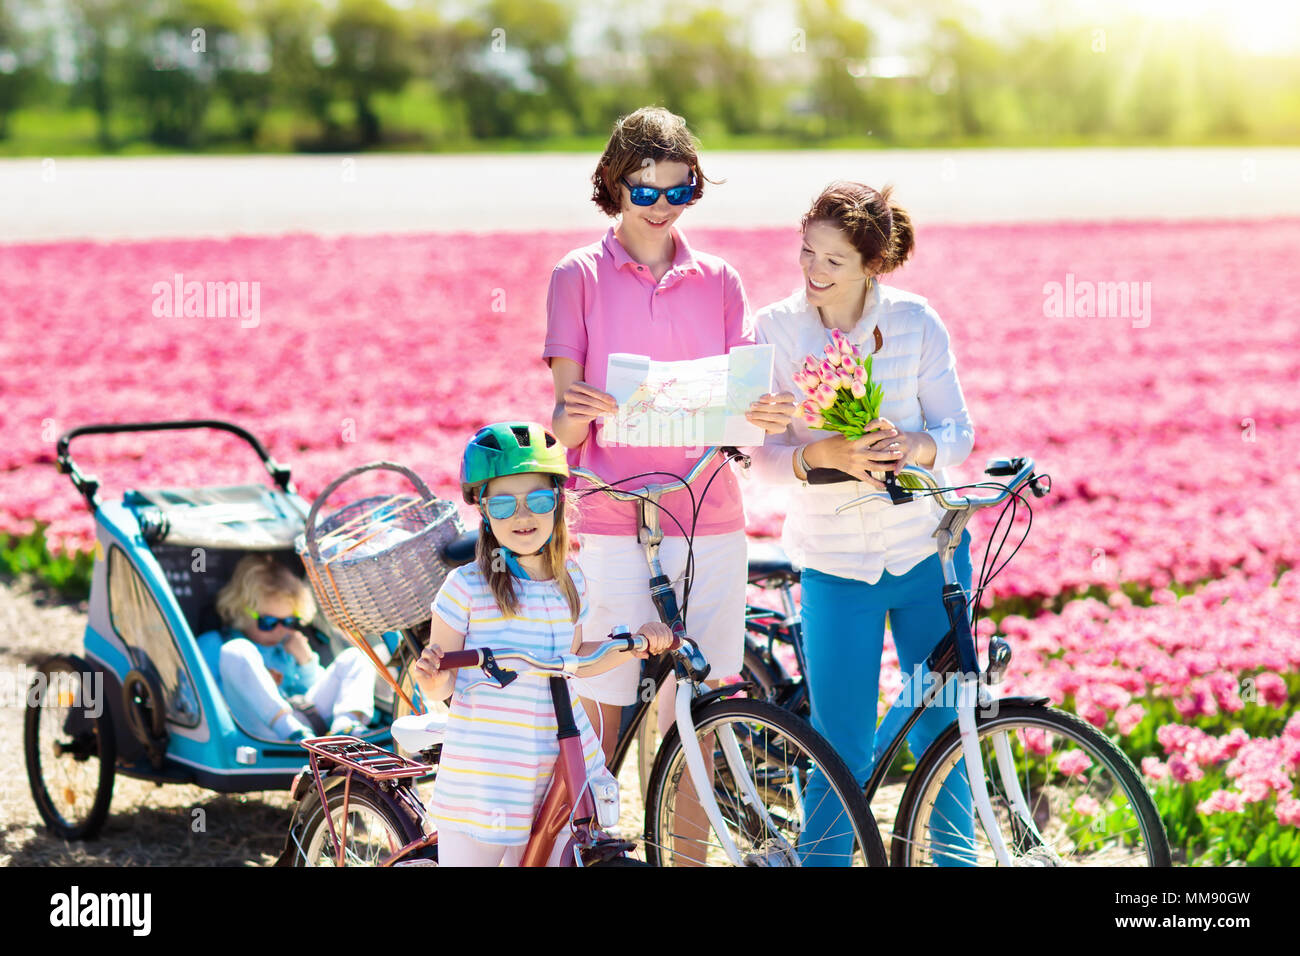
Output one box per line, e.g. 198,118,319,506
480,488,559,521
245,606,304,632
621,174,697,207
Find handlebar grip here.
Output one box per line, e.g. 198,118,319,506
806,467,857,485
437,649,483,671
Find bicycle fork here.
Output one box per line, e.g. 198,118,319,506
934,516,1053,867
671,671,798,866
636,493,796,866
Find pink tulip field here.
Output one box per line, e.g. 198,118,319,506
2,216,1296,863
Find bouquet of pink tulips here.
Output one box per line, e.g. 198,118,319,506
793,327,885,439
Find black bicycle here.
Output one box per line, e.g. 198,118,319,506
739,455,1170,866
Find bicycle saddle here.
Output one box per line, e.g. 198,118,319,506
440,529,478,567
390,710,449,752
746,541,799,584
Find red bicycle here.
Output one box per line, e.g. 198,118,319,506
278,623,883,866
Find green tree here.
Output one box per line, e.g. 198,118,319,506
257,0,334,139
644,6,760,135
0,0,29,139
67,0,140,149
129,0,244,147
930,14,1007,139
796,0,880,138
328,0,411,146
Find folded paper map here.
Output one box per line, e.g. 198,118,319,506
600,345,775,447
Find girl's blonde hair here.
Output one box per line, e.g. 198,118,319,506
215,554,317,630
476,479,580,622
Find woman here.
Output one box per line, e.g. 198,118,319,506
542,105,795,761
750,181,977,866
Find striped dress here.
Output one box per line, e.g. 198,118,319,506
426,558,608,845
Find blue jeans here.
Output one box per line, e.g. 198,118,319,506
796,528,976,866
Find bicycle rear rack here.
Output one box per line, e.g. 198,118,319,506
301,735,434,780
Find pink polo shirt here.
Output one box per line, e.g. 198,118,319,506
543,224,753,537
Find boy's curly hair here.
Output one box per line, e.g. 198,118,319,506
591,106,721,217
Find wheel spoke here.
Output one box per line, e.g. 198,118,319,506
899,707,1166,867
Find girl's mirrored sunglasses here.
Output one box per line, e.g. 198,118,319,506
621,174,697,207
481,488,559,521
245,606,304,631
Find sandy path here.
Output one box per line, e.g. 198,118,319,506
4,147,1298,243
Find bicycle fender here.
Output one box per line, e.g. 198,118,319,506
690,681,759,712
987,695,1052,709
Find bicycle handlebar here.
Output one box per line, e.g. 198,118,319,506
437,632,688,677
569,446,747,501
834,455,1050,516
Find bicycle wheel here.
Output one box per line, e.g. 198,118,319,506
290,780,431,867
893,702,1170,867
739,640,781,703
24,654,116,840
742,620,810,719
643,697,886,866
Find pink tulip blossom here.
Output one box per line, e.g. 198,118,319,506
1197,790,1245,815
1141,758,1169,782
1056,750,1093,777
1072,794,1101,817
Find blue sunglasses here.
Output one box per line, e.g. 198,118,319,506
621,174,697,207
245,606,304,632
480,488,559,521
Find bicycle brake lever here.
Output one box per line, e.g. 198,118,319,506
883,471,915,504
721,446,751,469
480,649,517,688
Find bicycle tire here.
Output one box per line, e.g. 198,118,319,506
643,697,886,866
893,702,1171,867
739,640,781,703
586,856,653,867
742,620,810,719
290,779,431,867
24,654,116,840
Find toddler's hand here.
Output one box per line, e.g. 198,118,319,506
632,622,675,659
283,630,312,664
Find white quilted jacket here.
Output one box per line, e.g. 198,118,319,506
746,281,975,585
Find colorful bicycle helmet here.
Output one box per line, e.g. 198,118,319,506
460,422,569,505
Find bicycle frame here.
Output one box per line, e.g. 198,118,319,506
289,676,627,867
575,448,803,866
519,677,605,867
744,458,1056,866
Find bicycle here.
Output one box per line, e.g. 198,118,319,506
738,455,1171,867
279,629,881,866
284,446,885,866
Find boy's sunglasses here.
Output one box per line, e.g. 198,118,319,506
245,606,304,632
621,174,697,207
480,488,559,521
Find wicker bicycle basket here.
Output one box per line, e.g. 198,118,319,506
295,461,465,636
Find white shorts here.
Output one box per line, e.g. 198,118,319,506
568,530,748,706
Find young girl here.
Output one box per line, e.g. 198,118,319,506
750,181,977,865
543,105,795,758
413,421,673,867
197,554,374,741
